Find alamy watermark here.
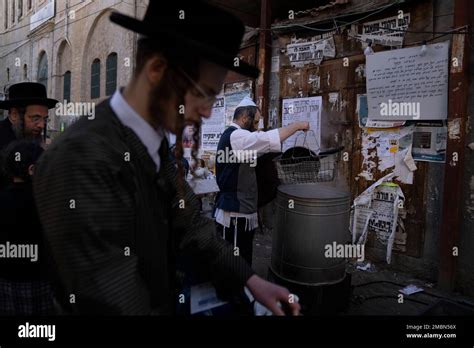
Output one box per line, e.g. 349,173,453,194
379,99,420,120
55,100,96,120
0,242,38,262
216,148,258,167
324,241,365,262
18,322,55,341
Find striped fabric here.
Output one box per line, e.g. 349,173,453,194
33,99,254,315
0,278,54,316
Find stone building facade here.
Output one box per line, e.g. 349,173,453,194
0,0,148,135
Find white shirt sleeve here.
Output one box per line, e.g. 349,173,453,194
230,128,281,156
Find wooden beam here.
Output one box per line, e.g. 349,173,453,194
207,0,260,27
256,0,272,129
438,0,471,291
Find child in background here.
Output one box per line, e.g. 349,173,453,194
0,140,53,315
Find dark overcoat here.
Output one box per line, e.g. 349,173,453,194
33,99,254,315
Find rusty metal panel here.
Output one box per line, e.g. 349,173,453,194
225,45,258,85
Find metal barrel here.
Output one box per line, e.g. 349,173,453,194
270,184,351,286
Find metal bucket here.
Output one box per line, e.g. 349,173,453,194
270,184,351,286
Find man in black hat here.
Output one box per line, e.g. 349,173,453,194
33,1,300,315
0,82,57,149
0,83,57,189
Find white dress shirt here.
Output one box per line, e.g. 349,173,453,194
110,90,164,172
229,122,281,156
215,122,281,233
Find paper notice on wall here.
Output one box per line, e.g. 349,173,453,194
271,56,280,73
282,97,322,153
201,95,225,151
287,37,336,67
361,13,410,47
183,125,196,150
351,174,405,264
412,121,447,163
366,41,450,121
224,91,251,127
366,120,406,128
323,37,336,58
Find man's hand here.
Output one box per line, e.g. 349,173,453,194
246,275,301,316
294,121,310,132
278,121,311,142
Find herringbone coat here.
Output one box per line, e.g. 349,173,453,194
33,99,254,315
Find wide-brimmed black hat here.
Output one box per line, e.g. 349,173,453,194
0,82,58,110
110,1,260,79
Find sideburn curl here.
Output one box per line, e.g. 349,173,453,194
148,66,201,200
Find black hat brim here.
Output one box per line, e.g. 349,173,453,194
0,97,58,110
110,12,260,79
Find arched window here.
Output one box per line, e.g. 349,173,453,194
18,0,23,19
11,0,15,23
91,59,101,99
23,64,27,80
4,0,8,29
38,52,48,89
106,53,118,96
63,71,71,102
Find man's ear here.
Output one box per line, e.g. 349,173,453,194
145,55,168,86
28,164,35,176
8,108,19,123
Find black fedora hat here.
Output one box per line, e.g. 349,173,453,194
0,82,58,110
110,1,260,79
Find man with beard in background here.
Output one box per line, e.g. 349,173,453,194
0,83,56,189
33,1,300,316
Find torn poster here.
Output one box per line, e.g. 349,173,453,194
412,121,447,163
287,37,336,67
358,132,378,181
352,174,395,243
393,144,417,185
361,13,411,47
351,174,406,263
201,95,225,151
367,126,416,184
370,183,406,260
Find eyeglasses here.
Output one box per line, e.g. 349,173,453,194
26,114,48,124
176,68,218,108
